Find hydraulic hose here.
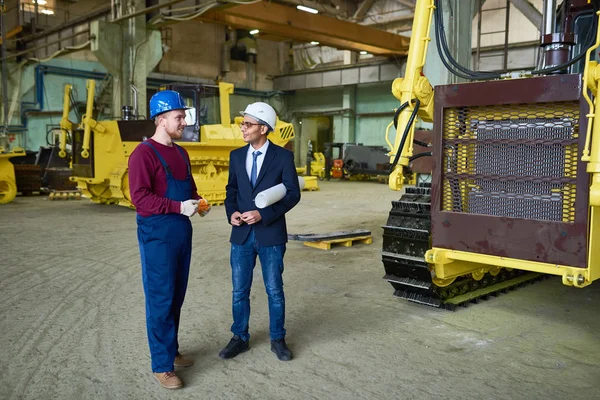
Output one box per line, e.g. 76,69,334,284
409,151,433,162
390,99,421,172
413,139,431,148
434,0,500,80
393,101,409,130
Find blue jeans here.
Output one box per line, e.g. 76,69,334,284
230,228,286,342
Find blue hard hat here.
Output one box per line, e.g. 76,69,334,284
149,90,190,119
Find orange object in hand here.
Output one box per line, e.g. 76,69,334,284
198,198,211,217
198,198,210,212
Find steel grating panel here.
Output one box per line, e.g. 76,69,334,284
441,102,579,223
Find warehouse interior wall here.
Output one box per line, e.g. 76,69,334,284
5,58,109,150
4,17,292,151
355,83,398,146
157,22,289,92
2,0,550,155
288,82,400,165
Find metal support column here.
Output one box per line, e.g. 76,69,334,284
503,0,510,71
0,0,8,146
92,0,163,119
342,85,356,143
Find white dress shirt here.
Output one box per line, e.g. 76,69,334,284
246,140,270,182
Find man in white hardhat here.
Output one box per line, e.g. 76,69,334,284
220,102,301,361
238,102,277,133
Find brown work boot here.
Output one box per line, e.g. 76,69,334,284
174,353,194,367
153,371,183,390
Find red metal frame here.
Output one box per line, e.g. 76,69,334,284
431,74,590,268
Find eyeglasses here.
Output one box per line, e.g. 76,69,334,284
239,122,263,129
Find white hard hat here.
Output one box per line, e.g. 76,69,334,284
240,102,276,131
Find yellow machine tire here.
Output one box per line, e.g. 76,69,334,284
122,169,132,203
0,179,18,204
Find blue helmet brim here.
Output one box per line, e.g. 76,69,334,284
151,106,191,120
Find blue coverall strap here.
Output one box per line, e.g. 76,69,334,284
174,144,191,177
141,141,172,175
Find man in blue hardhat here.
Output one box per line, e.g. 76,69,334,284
128,90,210,389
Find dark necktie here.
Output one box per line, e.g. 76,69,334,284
251,150,262,188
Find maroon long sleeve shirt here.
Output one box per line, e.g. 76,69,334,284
128,139,201,217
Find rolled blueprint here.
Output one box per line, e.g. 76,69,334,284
255,177,305,209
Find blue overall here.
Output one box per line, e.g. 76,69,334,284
136,141,193,373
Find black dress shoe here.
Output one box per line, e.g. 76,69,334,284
271,338,293,361
219,335,249,359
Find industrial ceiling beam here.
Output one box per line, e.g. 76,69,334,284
366,19,413,33
362,10,414,26
330,0,358,17
395,0,416,8
197,1,410,55
509,0,542,30
354,0,377,19
0,25,23,46
18,5,111,44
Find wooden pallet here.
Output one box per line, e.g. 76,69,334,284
303,235,373,250
48,190,82,200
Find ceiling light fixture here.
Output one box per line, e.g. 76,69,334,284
33,0,47,4
41,9,54,15
360,51,368,55
297,5,318,14
249,29,259,35
311,41,319,45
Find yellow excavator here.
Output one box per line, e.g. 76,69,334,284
58,80,296,206
382,0,600,309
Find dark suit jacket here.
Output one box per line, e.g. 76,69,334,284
225,141,301,246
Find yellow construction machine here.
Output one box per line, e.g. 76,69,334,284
296,140,326,180
58,80,295,207
382,0,600,309
0,146,25,204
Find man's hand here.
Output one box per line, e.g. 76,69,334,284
198,198,211,217
231,211,243,226
180,199,199,217
241,210,262,225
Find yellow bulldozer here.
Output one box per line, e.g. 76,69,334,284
382,0,600,309
58,80,296,206
0,146,26,204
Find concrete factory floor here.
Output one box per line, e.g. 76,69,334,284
1,180,600,400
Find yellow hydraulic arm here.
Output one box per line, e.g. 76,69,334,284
59,84,73,158
388,0,435,190
58,81,106,159
59,80,106,164
80,80,106,158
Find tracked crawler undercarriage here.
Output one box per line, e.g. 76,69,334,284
381,183,545,311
